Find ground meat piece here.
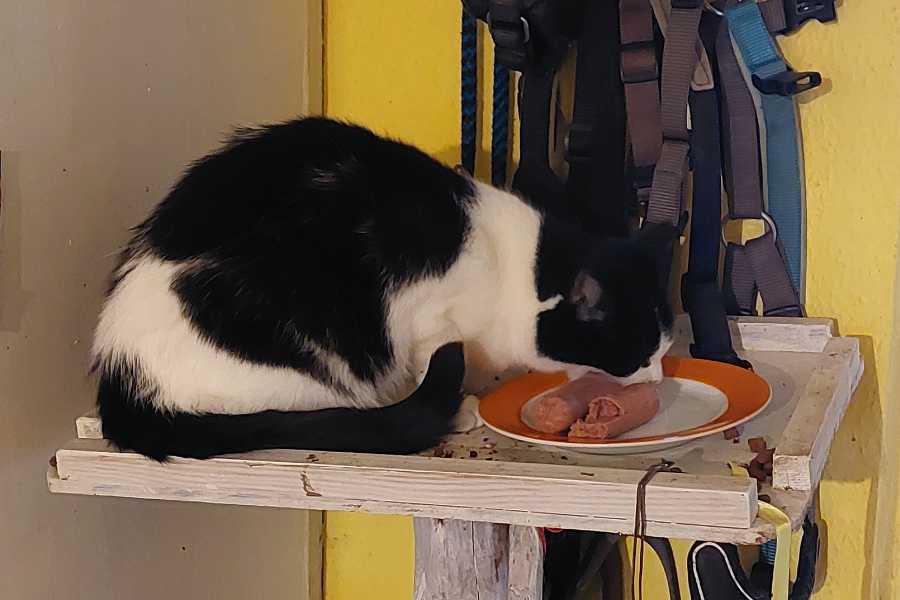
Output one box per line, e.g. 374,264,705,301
567,384,660,439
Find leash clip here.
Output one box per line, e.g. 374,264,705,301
752,69,822,96
783,0,837,32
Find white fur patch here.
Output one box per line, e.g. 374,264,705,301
93,257,380,414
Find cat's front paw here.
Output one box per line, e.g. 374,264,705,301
450,394,483,433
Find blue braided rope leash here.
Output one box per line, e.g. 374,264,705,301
461,11,478,175
491,61,510,187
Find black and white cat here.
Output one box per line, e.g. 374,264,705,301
92,117,674,461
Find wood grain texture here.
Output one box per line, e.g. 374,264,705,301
76,410,102,439
302,0,323,115
508,525,543,600
413,519,509,600
773,337,861,491
50,438,756,529
672,316,834,353
49,461,803,544
305,510,324,600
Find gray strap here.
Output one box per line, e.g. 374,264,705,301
745,232,802,316
758,0,787,33
716,8,764,220
620,0,662,173
716,0,803,317
647,1,702,225
723,244,758,315
649,0,715,91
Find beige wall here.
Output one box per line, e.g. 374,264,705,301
0,2,320,598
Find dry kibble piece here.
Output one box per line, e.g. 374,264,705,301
756,448,775,464
748,461,768,483
723,427,741,441
748,437,767,453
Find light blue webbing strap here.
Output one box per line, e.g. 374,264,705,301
725,2,805,297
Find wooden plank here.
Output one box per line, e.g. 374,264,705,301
413,519,508,600
673,315,834,353
48,462,789,544
305,510,324,600
76,410,102,439
773,337,861,491
508,525,543,600
51,439,756,529
302,0,323,115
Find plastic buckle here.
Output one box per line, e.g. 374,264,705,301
751,69,822,96
783,0,837,32
620,40,659,85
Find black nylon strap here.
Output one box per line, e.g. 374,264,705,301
511,66,567,214
566,0,629,237
683,12,750,369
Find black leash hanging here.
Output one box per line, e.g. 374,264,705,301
461,9,479,175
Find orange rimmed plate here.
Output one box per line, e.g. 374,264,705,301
478,357,771,455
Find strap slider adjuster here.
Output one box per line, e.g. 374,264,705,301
783,0,837,32
671,0,703,8
751,70,822,96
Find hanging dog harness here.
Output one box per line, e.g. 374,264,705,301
459,0,835,597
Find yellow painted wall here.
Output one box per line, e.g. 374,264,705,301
323,2,900,599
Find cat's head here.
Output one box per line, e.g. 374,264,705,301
537,223,677,384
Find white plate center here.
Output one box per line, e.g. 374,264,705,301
616,377,728,440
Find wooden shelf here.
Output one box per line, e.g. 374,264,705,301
48,317,862,545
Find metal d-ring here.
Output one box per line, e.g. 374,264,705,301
704,1,724,16
721,211,778,247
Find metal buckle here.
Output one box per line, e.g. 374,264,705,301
783,0,837,32
703,1,724,16
720,212,777,247
751,70,822,96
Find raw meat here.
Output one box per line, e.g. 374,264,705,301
521,372,621,434
567,383,660,439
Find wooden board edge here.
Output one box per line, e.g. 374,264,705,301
672,315,834,353
48,465,773,544
53,440,757,529
772,337,860,491
303,0,324,115
76,411,103,440
305,510,324,600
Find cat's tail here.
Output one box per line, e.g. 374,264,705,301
96,343,467,461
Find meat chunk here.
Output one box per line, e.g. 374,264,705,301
521,372,621,434
567,383,660,439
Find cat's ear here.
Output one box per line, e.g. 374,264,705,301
570,271,605,322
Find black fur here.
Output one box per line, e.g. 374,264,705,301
534,219,676,377
97,343,466,461
96,117,673,461
130,118,474,383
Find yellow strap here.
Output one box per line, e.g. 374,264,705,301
728,462,791,600
757,502,791,600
